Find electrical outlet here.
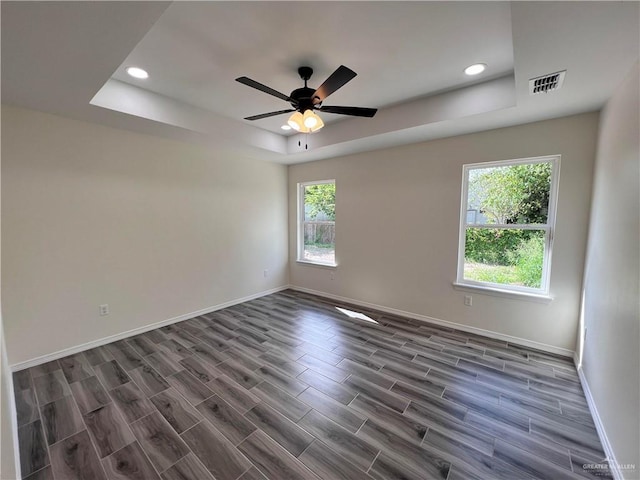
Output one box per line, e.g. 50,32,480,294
464,295,472,307
263,269,268,278
99,304,109,316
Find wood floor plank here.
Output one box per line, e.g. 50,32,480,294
251,381,311,422
23,465,54,480
357,418,451,478
33,370,71,405
59,353,94,383
224,347,263,371
345,375,409,412
84,346,115,367
370,453,440,480
180,421,252,480
158,339,194,362
127,336,158,357
106,341,145,371
297,369,357,405
349,394,428,445
95,360,131,390
390,381,456,417
144,352,183,377
101,441,160,480
109,381,156,423
166,370,214,406
40,396,84,445
237,466,268,480
179,355,222,383
298,387,365,433
161,453,216,480
83,403,135,458
465,410,573,471
207,375,261,414
15,387,39,426
70,376,112,414
128,363,170,397
190,342,229,366
237,430,319,480
297,410,379,472
244,402,314,456
130,411,190,472
18,420,50,477
195,394,257,445
493,439,582,480
336,359,395,389
216,359,262,390
297,355,349,382
150,388,202,434
442,387,530,432
422,428,532,480
144,329,169,344
258,351,307,376
404,400,495,455
255,364,308,396
30,361,62,379
299,440,373,480
50,430,107,480
13,369,32,391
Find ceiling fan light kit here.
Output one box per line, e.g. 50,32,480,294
236,65,377,135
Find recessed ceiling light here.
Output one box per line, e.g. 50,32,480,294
126,67,149,79
281,125,292,131
464,63,487,76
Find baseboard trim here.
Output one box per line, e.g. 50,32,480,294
10,285,289,372
576,366,623,480
289,285,574,358
3,336,22,480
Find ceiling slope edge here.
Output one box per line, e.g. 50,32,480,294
286,74,515,157
91,79,288,155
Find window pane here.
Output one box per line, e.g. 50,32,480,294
303,222,335,264
467,162,552,225
464,228,546,288
302,182,335,264
304,184,335,222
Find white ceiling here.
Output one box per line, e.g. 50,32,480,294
2,2,638,164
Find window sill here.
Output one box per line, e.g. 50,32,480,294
452,282,553,303
296,260,338,269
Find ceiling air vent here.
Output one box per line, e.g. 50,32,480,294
529,70,566,95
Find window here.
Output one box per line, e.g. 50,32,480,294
298,180,336,266
456,156,560,295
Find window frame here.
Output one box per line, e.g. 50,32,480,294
297,179,337,267
456,155,561,296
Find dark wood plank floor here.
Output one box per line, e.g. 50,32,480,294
14,290,611,480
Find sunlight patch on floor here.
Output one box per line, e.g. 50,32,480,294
335,307,378,324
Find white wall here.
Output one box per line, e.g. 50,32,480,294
289,113,598,353
2,105,289,366
1,106,18,478
580,64,639,476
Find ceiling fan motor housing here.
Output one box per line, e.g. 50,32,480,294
291,66,317,112
290,87,317,112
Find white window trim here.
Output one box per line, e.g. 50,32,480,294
455,155,561,297
297,179,337,267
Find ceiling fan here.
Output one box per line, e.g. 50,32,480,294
235,65,377,133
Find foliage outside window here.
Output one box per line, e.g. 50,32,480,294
298,180,336,265
457,156,560,295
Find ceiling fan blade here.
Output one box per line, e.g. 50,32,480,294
318,105,377,117
312,65,357,104
244,109,295,121
236,76,295,104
